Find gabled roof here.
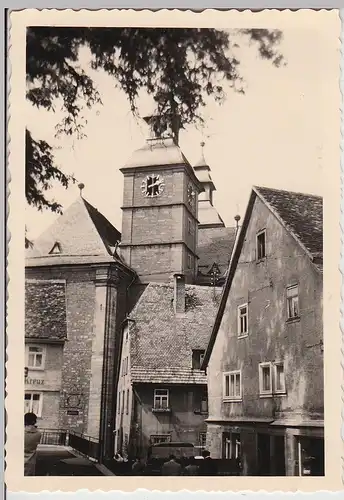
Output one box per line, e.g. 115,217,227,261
26,196,122,267
25,280,67,341
254,186,323,263
129,282,221,384
202,186,323,368
197,226,237,277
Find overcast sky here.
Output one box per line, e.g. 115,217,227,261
25,26,337,240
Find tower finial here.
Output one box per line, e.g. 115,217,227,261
234,214,241,230
78,183,85,197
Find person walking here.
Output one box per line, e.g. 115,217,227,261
161,454,182,476
24,412,41,476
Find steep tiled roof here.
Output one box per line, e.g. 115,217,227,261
26,196,122,267
25,280,67,341
83,199,121,251
131,367,207,385
254,186,323,263
129,282,221,384
197,226,237,276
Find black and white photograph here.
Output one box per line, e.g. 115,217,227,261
6,8,341,491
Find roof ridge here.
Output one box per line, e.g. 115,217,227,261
254,185,323,200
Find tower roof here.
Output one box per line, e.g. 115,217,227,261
193,149,216,190
193,144,225,228
197,200,225,227
122,137,190,170
26,195,123,267
120,136,203,193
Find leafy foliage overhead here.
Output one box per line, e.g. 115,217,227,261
26,27,284,215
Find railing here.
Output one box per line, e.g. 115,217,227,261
40,428,68,446
68,431,100,461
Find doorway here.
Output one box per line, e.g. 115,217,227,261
257,433,271,475
295,436,324,476
273,435,286,476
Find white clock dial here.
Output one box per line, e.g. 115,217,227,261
141,174,165,197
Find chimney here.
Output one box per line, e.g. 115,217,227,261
173,273,186,314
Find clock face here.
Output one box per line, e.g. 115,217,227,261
141,174,165,197
187,184,196,207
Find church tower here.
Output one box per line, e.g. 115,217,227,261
119,116,203,284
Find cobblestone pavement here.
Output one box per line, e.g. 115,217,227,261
35,445,104,476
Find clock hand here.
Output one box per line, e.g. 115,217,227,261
150,180,162,188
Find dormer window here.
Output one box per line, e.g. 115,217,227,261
256,230,266,260
49,242,62,255
192,349,205,369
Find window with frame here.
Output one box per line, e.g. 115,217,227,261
259,362,272,396
27,345,45,370
192,349,205,369
187,254,192,269
223,371,242,401
274,362,286,393
122,391,125,414
237,304,248,337
200,391,208,413
117,391,121,414
199,432,207,448
150,434,171,444
259,362,286,396
287,285,299,319
223,432,241,459
126,389,130,415
24,392,43,417
153,389,169,410
256,230,266,260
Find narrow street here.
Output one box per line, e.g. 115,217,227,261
35,445,104,476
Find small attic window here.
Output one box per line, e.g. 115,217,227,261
49,242,62,255
192,349,205,370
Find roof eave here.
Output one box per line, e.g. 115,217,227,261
202,191,256,369
120,162,204,194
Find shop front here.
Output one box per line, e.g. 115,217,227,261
208,420,324,477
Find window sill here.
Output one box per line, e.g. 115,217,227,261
26,367,45,371
223,398,242,403
256,258,267,264
286,316,300,324
238,334,248,339
259,392,287,398
194,410,208,415
152,408,171,414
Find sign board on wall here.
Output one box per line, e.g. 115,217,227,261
25,378,44,385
